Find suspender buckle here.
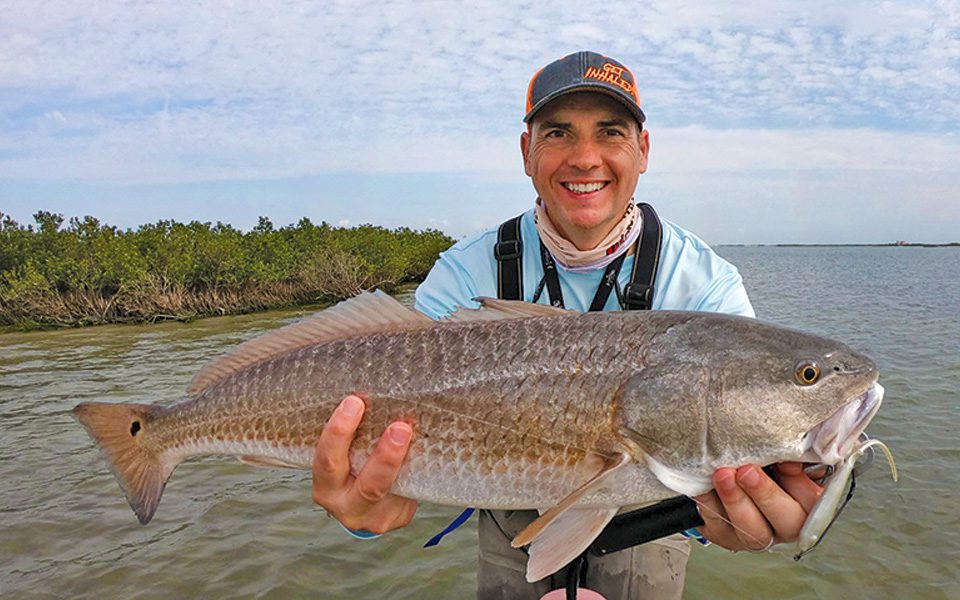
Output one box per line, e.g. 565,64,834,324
494,239,523,261
622,282,653,310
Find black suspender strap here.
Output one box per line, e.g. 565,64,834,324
537,239,630,311
622,202,662,310
537,241,565,308
588,250,629,312
494,216,524,301
588,496,704,556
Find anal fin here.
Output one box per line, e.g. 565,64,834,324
524,507,619,582
512,451,629,549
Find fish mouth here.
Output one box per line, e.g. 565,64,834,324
799,382,885,465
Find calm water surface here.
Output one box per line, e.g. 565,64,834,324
1,247,957,599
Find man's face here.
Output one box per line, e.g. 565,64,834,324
520,92,649,249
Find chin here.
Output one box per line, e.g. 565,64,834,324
566,210,617,232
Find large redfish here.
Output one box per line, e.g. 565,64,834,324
74,291,884,581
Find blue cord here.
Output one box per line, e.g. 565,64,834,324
423,508,476,548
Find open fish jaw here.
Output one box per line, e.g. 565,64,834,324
800,382,884,465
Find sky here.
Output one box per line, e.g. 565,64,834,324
1,0,958,244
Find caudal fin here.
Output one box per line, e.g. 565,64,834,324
73,402,175,524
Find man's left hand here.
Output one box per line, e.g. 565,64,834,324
695,462,824,551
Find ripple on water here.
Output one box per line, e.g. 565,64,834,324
2,254,958,598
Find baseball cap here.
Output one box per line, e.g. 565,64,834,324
524,51,645,126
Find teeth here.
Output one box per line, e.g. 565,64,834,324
564,182,605,193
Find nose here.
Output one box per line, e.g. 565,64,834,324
566,136,602,171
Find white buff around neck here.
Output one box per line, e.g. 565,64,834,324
534,200,642,272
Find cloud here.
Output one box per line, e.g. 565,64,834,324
0,1,957,244
43,110,66,123
651,127,960,174
2,2,956,131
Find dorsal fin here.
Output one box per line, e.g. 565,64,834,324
188,290,434,395
443,297,576,323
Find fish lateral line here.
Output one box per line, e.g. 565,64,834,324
366,392,621,463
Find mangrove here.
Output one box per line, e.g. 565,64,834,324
0,211,455,331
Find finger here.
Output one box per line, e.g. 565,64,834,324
713,466,775,550
313,395,365,490
351,495,419,535
774,461,806,476
693,487,740,551
736,464,807,543
349,422,412,507
338,422,416,534
399,496,419,527
773,464,824,514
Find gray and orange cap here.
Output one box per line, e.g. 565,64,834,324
524,51,645,126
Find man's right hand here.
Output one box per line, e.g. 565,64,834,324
312,395,418,534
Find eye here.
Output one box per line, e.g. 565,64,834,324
604,128,625,137
544,129,566,138
795,361,821,385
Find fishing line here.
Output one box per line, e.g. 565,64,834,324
686,494,772,550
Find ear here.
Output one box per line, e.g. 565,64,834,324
520,129,533,177
637,128,650,174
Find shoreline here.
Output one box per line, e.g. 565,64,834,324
0,282,421,335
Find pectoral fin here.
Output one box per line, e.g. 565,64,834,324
524,507,619,582
511,451,628,549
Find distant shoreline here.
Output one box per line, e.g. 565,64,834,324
719,243,960,248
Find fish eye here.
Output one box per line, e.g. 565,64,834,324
795,361,821,385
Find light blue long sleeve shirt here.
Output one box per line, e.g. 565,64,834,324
414,208,754,319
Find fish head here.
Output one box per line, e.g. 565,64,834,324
616,313,883,490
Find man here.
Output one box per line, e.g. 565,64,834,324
311,51,823,599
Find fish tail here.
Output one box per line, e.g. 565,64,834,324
73,402,175,525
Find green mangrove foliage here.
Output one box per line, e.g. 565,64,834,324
0,211,455,329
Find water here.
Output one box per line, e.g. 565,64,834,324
1,247,957,599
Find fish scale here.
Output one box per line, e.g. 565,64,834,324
148,315,640,508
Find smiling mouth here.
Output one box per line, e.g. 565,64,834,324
563,182,607,194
